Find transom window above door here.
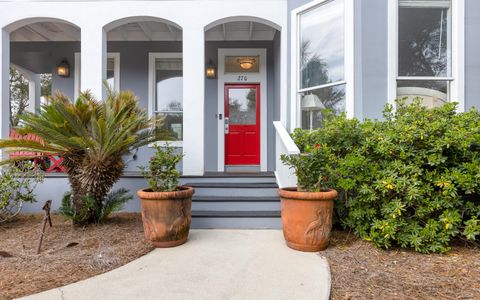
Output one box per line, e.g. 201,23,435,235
225,56,260,73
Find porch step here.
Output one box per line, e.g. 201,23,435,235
192,196,280,211
186,174,281,229
186,182,279,197
191,210,282,229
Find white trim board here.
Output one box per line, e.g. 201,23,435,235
290,0,356,131
217,48,268,172
74,51,121,100
387,0,465,111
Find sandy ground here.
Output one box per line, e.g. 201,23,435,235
1,213,479,300
323,230,480,300
0,213,153,300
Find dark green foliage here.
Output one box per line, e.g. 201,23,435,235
139,144,184,192
59,188,132,224
0,162,44,222
291,99,480,253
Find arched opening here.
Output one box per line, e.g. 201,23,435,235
93,17,183,171
203,18,281,173
5,18,80,129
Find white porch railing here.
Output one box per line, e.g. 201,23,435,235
273,121,299,188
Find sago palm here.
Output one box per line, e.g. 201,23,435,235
0,89,169,224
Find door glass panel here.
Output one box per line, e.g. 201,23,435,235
228,88,257,125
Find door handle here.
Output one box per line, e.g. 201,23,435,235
224,117,229,134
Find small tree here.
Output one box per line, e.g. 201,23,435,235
9,67,29,127
0,88,169,224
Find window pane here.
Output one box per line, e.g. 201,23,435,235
299,0,344,89
397,80,449,108
301,84,346,130
228,88,257,125
155,112,183,141
398,1,451,77
155,58,183,112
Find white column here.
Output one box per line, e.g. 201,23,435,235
80,24,106,99
182,27,205,175
0,29,10,158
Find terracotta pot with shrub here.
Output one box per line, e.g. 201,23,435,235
138,144,194,247
279,144,337,252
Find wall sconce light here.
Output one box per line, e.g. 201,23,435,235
206,59,216,79
237,57,256,70
57,58,70,78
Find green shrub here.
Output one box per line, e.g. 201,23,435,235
59,188,132,224
291,99,480,253
0,162,44,222
139,144,184,192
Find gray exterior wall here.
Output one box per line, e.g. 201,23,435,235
11,42,80,100
203,38,280,172
465,0,480,110
287,0,480,120
10,39,280,173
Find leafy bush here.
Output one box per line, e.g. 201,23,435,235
59,188,132,224
291,99,480,253
139,144,184,192
280,144,329,192
0,162,44,222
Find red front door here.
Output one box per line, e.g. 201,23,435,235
224,84,260,165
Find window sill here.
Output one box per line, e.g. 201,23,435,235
148,141,183,148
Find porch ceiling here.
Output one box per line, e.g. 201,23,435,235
10,21,277,42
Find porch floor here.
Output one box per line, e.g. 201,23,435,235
19,230,331,300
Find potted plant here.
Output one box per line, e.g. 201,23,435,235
279,143,337,252
138,144,194,247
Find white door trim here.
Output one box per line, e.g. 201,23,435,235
217,48,267,172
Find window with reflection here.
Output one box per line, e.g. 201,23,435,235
298,0,346,130
397,0,452,107
154,58,183,141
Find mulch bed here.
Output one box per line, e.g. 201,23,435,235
0,213,153,300
322,230,480,300
1,214,479,299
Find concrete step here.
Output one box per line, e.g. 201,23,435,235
182,172,276,183
191,210,282,229
187,182,279,197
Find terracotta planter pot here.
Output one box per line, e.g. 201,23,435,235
278,187,337,252
137,186,194,248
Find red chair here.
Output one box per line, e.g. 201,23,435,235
8,130,66,173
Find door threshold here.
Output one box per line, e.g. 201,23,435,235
225,165,261,173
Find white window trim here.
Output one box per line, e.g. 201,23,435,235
387,0,465,111
290,0,355,130
148,52,183,148
107,52,121,93
74,52,121,100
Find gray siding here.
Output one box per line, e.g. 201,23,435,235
10,39,280,172
465,0,480,110
203,39,280,172
11,42,80,100
360,0,388,119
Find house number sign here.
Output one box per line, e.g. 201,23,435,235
237,75,248,81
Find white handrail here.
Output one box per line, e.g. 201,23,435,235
273,121,299,189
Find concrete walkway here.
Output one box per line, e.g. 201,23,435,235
19,230,331,300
